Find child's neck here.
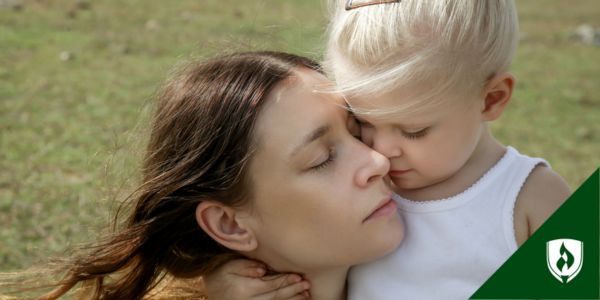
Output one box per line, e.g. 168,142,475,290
397,130,506,201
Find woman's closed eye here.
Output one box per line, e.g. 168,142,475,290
310,147,336,171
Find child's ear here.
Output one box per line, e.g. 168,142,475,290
480,73,515,121
195,201,257,252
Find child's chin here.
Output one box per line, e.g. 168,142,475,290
391,178,427,191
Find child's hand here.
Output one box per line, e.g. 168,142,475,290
203,259,311,300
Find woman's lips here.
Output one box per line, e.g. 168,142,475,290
389,169,411,177
364,198,397,222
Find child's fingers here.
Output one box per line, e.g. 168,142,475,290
272,294,309,300
259,273,302,286
223,259,266,278
258,280,311,300
250,274,309,299
248,273,301,294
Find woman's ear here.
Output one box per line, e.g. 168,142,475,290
480,73,515,121
195,201,257,252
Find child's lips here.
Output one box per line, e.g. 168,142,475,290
389,169,411,177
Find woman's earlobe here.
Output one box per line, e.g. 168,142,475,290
195,201,258,252
481,73,515,121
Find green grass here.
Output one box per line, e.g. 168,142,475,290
1,0,599,272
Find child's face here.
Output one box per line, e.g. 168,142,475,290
348,88,485,192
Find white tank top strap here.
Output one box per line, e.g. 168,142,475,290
500,146,550,251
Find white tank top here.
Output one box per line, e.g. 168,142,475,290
348,147,548,300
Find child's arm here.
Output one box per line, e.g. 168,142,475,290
203,259,310,300
513,165,572,246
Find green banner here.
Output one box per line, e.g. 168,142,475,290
471,169,599,299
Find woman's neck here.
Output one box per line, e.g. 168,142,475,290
303,267,348,300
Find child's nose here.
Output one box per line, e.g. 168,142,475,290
372,132,402,158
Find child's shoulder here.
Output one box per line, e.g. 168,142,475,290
518,165,571,219
514,164,571,244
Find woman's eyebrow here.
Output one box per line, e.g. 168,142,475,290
290,125,330,157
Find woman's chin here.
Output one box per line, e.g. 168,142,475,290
358,215,405,265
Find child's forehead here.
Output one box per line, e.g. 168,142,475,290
347,103,434,125
345,92,463,126
346,93,444,116
344,78,440,104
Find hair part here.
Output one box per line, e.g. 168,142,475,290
326,0,519,116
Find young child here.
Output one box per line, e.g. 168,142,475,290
204,1,571,299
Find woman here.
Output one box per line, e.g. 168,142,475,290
3,51,403,300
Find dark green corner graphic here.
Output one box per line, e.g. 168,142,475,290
471,169,600,299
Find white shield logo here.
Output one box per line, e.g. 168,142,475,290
546,239,583,283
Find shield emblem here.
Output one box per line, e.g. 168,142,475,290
546,239,583,283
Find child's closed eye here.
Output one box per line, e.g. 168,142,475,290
401,127,430,139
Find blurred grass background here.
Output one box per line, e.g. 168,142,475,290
0,0,598,272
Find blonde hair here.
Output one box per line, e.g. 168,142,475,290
325,0,518,116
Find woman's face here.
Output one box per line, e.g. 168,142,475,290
241,68,404,273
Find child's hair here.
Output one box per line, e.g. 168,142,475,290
326,0,518,115
2,51,322,300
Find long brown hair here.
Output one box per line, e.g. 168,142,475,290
5,51,321,299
